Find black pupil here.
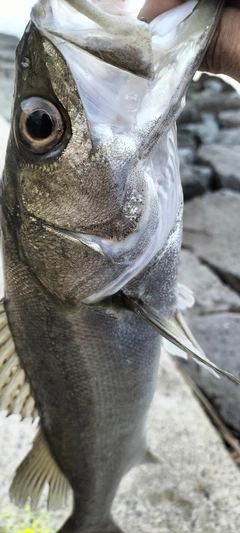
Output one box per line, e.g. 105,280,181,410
26,110,53,139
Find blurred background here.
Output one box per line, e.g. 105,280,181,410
0,0,34,37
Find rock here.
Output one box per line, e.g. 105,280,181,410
177,129,198,151
187,76,205,94
216,128,240,146
0,33,19,53
190,90,240,113
178,147,195,165
218,110,240,128
203,76,230,93
178,250,240,315
179,313,240,434
199,73,235,93
0,34,18,76
177,100,201,124
0,114,10,175
197,144,240,190
0,83,14,121
180,163,212,200
187,74,234,95
182,190,240,293
180,191,240,435
181,113,219,145
0,34,17,121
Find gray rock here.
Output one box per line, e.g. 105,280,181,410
0,81,14,122
180,191,240,434
218,110,240,128
200,113,220,144
186,74,232,95
0,33,19,52
199,73,235,93
197,144,240,190
178,147,195,165
180,113,219,145
177,100,201,124
180,163,212,200
177,128,198,151
182,190,240,293
0,34,17,121
0,34,17,83
178,250,240,315
216,128,240,146
190,90,240,113
187,77,205,94
179,313,240,434
203,77,228,93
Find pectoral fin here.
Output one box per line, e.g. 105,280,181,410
10,428,72,510
121,294,240,386
0,302,37,419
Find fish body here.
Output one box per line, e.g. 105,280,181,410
0,1,224,532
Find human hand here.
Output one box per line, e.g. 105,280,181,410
138,1,240,84
200,1,240,83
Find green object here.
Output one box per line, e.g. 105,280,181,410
0,505,52,533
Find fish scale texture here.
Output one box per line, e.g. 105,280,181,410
2,219,166,530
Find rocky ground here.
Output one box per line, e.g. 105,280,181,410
1,33,240,532
175,76,240,438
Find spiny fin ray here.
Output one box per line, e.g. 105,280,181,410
0,301,37,419
122,294,240,386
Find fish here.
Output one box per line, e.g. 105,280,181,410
0,0,229,532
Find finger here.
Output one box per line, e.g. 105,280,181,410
200,6,240,83
138,0,186,22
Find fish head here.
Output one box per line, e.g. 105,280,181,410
1,0,223,305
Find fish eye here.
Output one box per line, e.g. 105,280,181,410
18,97,65,154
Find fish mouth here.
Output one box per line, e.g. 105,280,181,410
31,0,224,144
31,0,199,80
